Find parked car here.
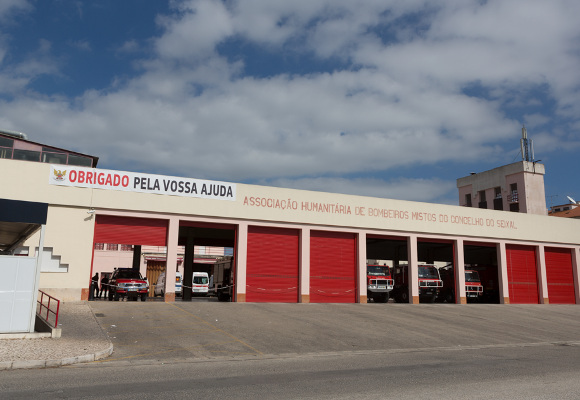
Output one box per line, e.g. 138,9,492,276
108,268,149,301
154,271,183,297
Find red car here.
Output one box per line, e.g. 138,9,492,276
108,268,149,301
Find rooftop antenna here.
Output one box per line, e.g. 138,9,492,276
520,125,534,162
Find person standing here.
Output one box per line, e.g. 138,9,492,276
91,273,99,300
100,274,109,299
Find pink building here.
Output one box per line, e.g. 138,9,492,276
457,161,547,215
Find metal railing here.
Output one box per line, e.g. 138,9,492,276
37,290,60,328
466,285,484,293
419,280,443,288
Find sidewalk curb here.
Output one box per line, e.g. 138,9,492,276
0,302,115,371
0,343,113,371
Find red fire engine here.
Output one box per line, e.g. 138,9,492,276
366,264,394,303
392,264,442,303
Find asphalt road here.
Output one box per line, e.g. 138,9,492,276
1,301,580,399
1,344,579,399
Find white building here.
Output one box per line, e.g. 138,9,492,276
1,132,579,305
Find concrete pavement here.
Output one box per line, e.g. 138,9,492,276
92,300,580,365
2,299,580,370
0,302,112,370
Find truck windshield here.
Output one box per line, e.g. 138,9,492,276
465,271,480,282
367,265,390,276
193,276,209,284
418,266,439,279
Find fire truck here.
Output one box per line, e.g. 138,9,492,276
392,264,442,303
366,264,394,303
211,257,234,302
438,266,483,303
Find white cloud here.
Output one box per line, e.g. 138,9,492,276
154,0,233,60
117,39,140,54
0,0,30,20
0,38,59,94
69,39,91,52
263,176,457,204
1,0,580,204
524,114,550,128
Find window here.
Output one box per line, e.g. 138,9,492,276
120,244,133,251
465,194,472,207
0,134,95,166
0,147,12,159
68,154,93,167
94,243,105,250
106,243,119,251
478,190,487,209
493,187,503,210
0,136,14,159
13,149,40,161
508,183,519,203
42,152,68,164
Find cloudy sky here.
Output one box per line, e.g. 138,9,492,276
1,0,579,206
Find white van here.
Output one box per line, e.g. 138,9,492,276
154,271,183,297
192,272,209,296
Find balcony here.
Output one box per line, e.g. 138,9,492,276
507,191,519,203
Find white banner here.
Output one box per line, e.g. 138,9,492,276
49,165,236,201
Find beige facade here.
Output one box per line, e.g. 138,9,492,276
457,161,547,215
3,158,579,304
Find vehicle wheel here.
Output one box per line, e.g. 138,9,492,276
392,289,403,303
426,294,436,303
401,291,409,303
217,291,230,302
141,294,147,301
445,291,454,303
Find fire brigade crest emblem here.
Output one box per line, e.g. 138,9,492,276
53,169,67,181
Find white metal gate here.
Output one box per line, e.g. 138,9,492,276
0,256,38,333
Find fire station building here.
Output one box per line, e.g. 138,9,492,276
1,134,580,306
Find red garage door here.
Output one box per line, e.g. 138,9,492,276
94,215,168,246
506,244,538,304
246,226,299,302
545,247,575,304
310,231,356,303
